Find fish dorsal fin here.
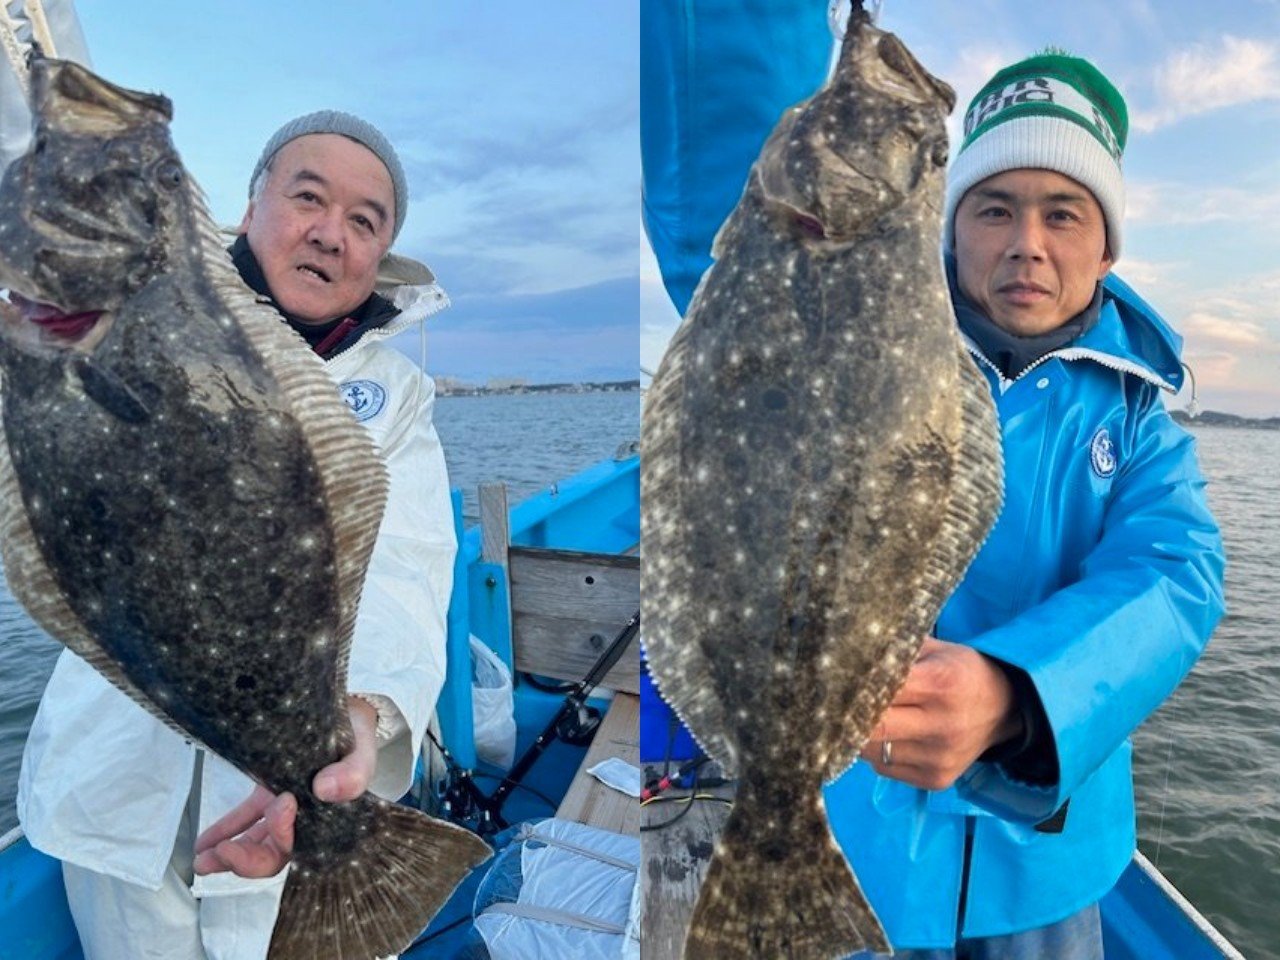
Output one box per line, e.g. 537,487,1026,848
197,212,389,714
641,314,741,776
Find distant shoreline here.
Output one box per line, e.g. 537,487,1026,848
1170,409,1280,430
436,379,641,398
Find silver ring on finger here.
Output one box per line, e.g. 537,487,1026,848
881,739,893,766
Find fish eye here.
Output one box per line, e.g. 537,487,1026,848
793,213,826,239
156,160,184,190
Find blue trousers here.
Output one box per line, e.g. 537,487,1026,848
850,903,1103,960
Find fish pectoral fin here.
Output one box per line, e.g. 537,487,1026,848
74,357,151,423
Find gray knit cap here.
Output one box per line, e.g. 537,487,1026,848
250,110,407,242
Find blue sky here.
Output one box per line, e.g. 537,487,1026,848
62,1,638,385
641,1,1280,416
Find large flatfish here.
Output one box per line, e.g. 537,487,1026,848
642,6,1003,958
0,55,489,959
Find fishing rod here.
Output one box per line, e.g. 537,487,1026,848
435,610,641,836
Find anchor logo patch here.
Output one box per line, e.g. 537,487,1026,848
1090,427,1117,479
340,380,387,422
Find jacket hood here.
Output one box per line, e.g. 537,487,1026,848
1078,273,1185,393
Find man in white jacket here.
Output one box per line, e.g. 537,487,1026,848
18,112,455,959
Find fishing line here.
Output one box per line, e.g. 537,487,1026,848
1152,721,1176,868
1153,645,1191,868
470,772,559,813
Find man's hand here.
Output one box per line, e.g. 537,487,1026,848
859,637,1022,791
193,696,379,878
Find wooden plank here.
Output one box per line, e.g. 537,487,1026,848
510,547,639,693
509,548,638,613
640,773,737,959
556,692,640,836
479,483,510,566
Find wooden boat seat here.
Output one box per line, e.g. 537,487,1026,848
556,692,640,835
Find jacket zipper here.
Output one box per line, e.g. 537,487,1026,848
961,337,1175,395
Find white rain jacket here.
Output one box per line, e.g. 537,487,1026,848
17,268,454,921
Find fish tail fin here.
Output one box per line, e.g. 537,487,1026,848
687,780,889,959
268,794,491,960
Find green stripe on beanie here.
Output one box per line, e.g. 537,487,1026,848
962,54,1127,157
944,51,1128,259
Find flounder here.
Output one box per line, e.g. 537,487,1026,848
0,55,489,959
642,6,1003,957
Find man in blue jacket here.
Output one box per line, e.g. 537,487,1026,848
641,7,1226,955
827,52,1226,959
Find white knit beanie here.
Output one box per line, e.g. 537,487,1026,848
943,51,1128,259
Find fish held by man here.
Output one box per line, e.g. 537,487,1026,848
0,55,490,960
642,5,1004,958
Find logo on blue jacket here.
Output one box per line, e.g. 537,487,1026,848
1090,427,1117,479
340,380,387,422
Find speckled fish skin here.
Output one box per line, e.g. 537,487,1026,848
0,56,489,960
642,7,1003,959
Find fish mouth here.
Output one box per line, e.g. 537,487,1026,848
0,289,112,353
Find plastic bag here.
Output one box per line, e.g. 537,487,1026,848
471,635,516,770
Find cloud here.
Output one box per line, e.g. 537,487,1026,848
1182,349,1240,381
640,231,684,374
1132,36,1280,132
1179,311,1271,348
407,325,638,384
397,93,639,194
407,251,535,298
1111,257,1170,287
436,276,638,334
385,277,639,383
941,45,1014,147
1125,179,1280,225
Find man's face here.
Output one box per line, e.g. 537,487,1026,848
238,134,394,324
953,168,1113,337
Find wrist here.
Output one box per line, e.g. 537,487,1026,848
977,657,1059,785
348,692,405,742
979,657,1033,761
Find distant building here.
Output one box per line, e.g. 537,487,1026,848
434,376,477,396
431,376,642,396
486,377,529,392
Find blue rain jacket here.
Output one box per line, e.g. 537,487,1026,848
824,273,1225,944
642,0,832,314
641,2,1226,947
